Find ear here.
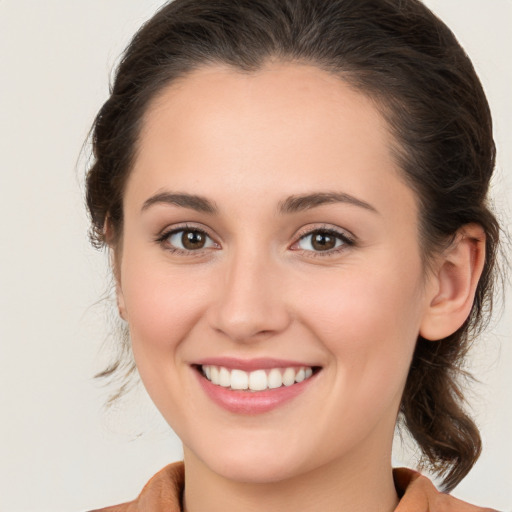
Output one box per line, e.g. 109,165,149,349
115,273,127,321
419,224,486,341
105,220,127,321
110,250,127,321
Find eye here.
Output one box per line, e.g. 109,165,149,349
160,227,218,252
295,228,353,253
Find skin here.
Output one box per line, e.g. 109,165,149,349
115,63,485,512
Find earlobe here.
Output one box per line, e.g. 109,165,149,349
419,224,486,341
108,244,127,321
116,286,127,321
114,265,127,321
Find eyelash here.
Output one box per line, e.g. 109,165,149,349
292,226,355,258
155,223,355,258
155,224,218,257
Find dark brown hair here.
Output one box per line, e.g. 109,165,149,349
86,0,500,491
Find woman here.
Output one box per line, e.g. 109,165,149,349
86,0,503,510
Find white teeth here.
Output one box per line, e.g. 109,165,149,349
210,366,220,385
201,365,315,391
282,367,296,386
230,369,249,390
268,368,283,389
249,370,267,391
219,367,231,387
295,368,306,383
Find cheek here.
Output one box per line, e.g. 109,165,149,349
300,258,424,389
292,263,425,454
120,257,210,355
119,258,214,421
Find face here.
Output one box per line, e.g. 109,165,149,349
117,63,433,483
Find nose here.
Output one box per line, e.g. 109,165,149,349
207,249,291,343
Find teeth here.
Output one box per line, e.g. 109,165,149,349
219,367,231,387
295,368,306,383
282,367,296,387
230,369,248,390
268,368,283,389
210,366,219,385
249,370,267,391
201,365,315,391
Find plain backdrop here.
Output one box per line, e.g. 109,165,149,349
0,1,510,511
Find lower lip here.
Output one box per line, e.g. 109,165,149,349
195,369,318,415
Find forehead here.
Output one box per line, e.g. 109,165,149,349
141,62,390,157
128,62,416,220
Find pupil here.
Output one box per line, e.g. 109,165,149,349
182,230,205,250
312,232,335,251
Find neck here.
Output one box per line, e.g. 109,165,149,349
182,446,399,512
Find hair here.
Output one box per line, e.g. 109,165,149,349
86,0,501,491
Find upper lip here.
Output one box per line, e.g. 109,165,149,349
193,357,319,372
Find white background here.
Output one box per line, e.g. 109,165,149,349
0,1,510,511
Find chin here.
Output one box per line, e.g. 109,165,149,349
213,458,303,484
192,439,316,484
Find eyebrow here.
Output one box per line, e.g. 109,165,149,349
142,192,219,214
141,190,378,215
278,192,378,215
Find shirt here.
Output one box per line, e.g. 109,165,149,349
89,462,498,511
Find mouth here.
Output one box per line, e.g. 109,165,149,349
192,358,322,414
197,364,318,392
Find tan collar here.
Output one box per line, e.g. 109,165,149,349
90,462,496,512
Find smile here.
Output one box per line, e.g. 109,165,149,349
201,365,314,391
194,360,321,414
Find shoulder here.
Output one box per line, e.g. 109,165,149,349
393,468,499,512
87,461,185,512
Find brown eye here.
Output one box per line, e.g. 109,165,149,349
296,229,348,253
311,232,337,251
167,229,216,251
182,230,206,250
